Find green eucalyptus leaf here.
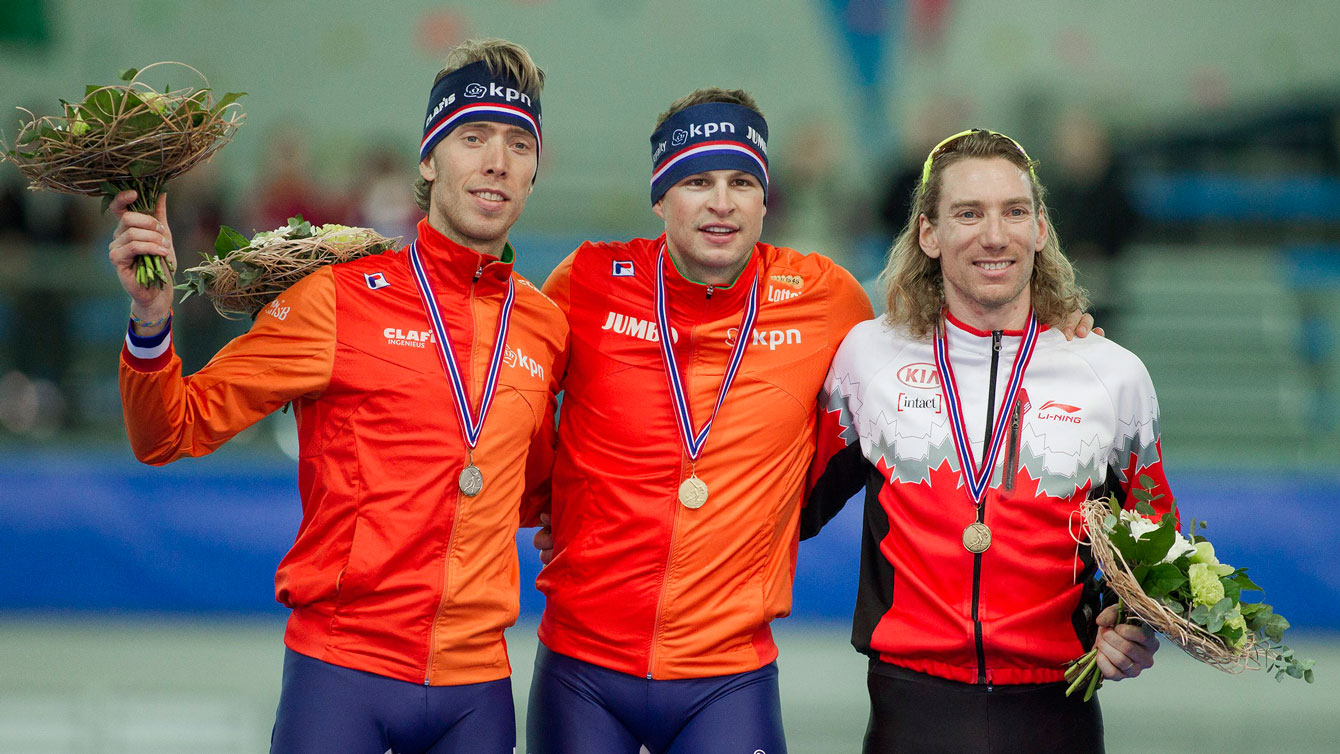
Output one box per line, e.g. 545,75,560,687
1264,613,1290,643
1189,604,1211,626
1138,473,1155,490
1132,487,1153,502
1134,499,1156,516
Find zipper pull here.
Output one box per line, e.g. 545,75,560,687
705,284,715,299
473,264,483,283
992,330,1002,352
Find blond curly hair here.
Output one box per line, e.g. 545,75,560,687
878,130,1088,338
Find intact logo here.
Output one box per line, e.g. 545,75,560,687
505,345,544,380
671,129,689,146
464,83,487,98
769,274,803,288
364,272,391,290
384,327,435,348
601,311,678,343
1037,400,1082,424
896,362,940,390
897,392,942,413
263,297,290,321
612,260,635,277
766,286,799,302
726,327,802,350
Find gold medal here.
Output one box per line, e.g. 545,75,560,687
962,521,992,553
677,475,709,509
459,464,484,497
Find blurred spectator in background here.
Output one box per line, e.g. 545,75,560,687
768,117,859,272
0,172,99,435
246,123,330,232
353,141,419,244
1044,109,1138,334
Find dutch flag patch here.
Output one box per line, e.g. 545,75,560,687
612,260,635,277
365,272,391,290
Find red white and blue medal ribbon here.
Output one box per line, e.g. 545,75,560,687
654,244,759,507
934,312,1039,506
408,241,515,496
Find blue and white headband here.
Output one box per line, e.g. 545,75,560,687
420,59,543,163
649,102,768,204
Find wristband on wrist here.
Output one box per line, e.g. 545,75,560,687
130,311,171,329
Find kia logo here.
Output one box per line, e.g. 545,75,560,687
464,83,486,98
896,362,941,389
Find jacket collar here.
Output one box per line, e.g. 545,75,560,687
411,217,515,292
652,234,761,322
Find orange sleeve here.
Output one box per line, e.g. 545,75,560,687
827,262,875,345
541,250,576,320
119,268,337,465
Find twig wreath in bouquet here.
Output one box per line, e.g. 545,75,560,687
1065,476,1315,700
1,62,244,288
178,215,400,319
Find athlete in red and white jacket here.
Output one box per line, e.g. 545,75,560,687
803,129,1163,754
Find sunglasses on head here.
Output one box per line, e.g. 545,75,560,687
920,128,1035,187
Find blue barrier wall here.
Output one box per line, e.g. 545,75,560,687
1,448,1336,628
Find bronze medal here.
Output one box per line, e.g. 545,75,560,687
459,464,484,497
962,521,992,553
678,475,709,509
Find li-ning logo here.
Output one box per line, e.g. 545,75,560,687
464,83,486,98
896,363,940,390
263,298,290,321
897,392,942,413
601,311,678,343
671,129,689,146
424,93,457,127
726,327,802,350
1037,400,1082,424
505,345,544,380
383,327,435,348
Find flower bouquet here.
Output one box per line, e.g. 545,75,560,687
1,63,244,288
1064,475,1314,700
178,215,400,319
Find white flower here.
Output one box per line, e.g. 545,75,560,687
1161,532,1198,564
1119,509,1160,541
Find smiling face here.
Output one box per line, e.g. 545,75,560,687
418,120,537,257
918,156,1048,331
653,169,766,285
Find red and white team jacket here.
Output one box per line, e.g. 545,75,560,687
120,218,568,686
804,311,1174,685
537,235,872,680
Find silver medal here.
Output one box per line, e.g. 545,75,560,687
459,464,484,497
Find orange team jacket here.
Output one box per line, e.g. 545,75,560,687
536,235,873,679
120,218,568,686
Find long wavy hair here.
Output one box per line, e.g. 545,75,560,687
878,130,1088,338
